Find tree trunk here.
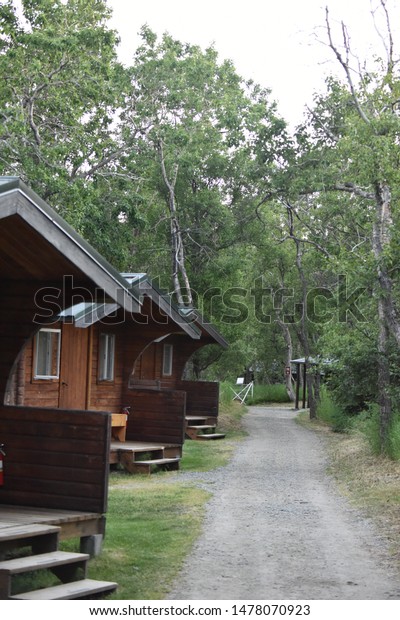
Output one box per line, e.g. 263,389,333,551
377,299,392,447
371,182,398,449
158,140,193,306
294,240,319,418
276,316,295,402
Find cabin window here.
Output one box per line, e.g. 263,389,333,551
98,333,115,381
162,344,173,376
34,329,61,379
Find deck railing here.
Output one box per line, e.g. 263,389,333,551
177,380,219,418
0,405,110,513
123,388,186,445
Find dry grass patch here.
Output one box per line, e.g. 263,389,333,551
218,400,247,434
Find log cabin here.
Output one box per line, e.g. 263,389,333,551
7,279,204,474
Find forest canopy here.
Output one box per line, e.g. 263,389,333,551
2,0,400,452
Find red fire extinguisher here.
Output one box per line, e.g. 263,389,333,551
0,444,5,487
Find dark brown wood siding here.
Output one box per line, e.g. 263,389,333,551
177,380,219,417
133,338,220,419
123,388,186,445
0,405,110,512
88,324,124,414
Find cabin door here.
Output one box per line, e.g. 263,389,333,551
58,323,89,410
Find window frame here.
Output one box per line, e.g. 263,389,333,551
33,328,61,380
162,343,173,376
98,332,116,382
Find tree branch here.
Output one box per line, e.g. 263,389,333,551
325,6,371,125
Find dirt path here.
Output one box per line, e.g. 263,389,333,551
168,406,400,600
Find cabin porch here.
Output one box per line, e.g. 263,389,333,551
108,386,186,474
0,504,105,547
0,404,117,598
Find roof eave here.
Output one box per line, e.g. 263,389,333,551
0,178,141,313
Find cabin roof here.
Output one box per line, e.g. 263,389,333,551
0,177,141,313
57,275,203,339
123,274,228,349
186,309,229,349
122,273,201,340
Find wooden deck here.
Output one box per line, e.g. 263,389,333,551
0,505,104,541
110,439,182,453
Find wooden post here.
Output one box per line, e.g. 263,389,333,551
295,363,300,410
302,362,307,409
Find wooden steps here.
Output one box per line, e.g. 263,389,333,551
196,433,226,441
0,523,59,555
0,550,89,574
185,416,225,441
110,441,182,475
0,524,117,600
11,579,117,600
119,452,180,475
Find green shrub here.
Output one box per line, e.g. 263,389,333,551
386,414,400,460
219,381,235,406
353,404,381,454
317,385,352,433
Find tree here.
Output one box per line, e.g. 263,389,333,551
0,0,141,266
263,1,400,444
121,27,287,305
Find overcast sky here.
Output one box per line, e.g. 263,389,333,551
108,0,400,127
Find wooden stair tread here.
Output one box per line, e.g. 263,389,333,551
186,425,216,430
197,433,226,440
11,578,117,600
0,551,89,574
135,457,180,465
185,415,209,421
0,523,60,542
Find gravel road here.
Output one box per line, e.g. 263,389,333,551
167,406,400,600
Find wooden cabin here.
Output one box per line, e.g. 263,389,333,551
0,176,150,599
8,274,226,473
8,286,203,474
0,177,228,598
10,272,229,479
127,286,229,441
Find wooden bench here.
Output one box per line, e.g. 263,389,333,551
111,413,128,442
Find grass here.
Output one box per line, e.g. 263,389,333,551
246,384,291,405
59,477,210,599
179,400,247,472
60,398,246,600
297,410,400,567
316,385,352,433
85,481,209,599
220,382,291,406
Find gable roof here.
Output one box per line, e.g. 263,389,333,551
0,177,141,313
184,309,229,349
122,274,201,339
124,274,228,348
